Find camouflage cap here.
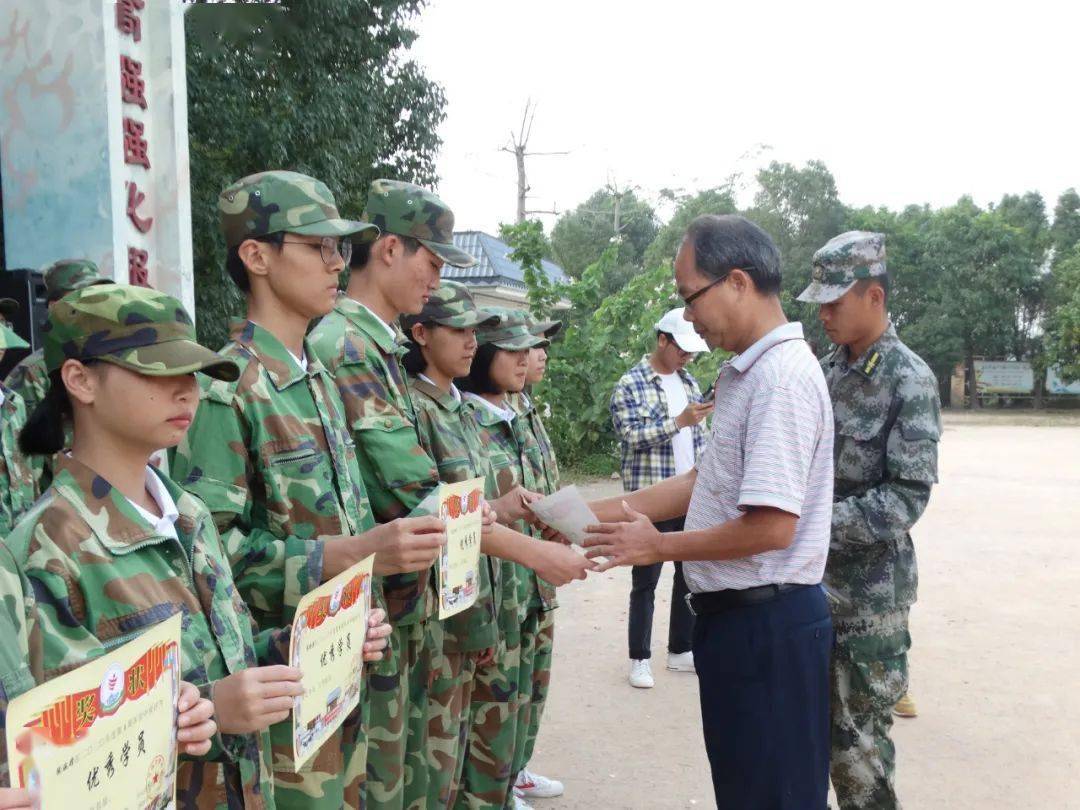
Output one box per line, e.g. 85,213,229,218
0,298,29,350
526,313,562,340
44,284,239,381
401,281,499,332
797,231,887,304
218,170,379,248
476,307,549,351
363,179,476,268
42,259,110,300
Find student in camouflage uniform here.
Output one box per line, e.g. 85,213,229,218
308,179,477,810
4,259,110,418
0,283,301,807
798,232,941,810
506,314,565,802
458,312,563,810
0,302,36,536
401,285,592,809
170,171,423,809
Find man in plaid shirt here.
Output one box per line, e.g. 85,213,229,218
610,308,713,688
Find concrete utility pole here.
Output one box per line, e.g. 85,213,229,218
501,100,567,223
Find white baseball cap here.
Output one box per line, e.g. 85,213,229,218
655,307,708,354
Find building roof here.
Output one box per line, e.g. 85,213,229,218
442,231,569,291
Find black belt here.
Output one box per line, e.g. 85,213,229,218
686,583,810,615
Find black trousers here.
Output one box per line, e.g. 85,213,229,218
694,584,832,810
627,516,695,660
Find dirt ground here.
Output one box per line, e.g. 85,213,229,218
527,413,1080,809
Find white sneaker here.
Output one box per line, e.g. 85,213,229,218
515,768,565,799
666,651,695,672
628,659,655,688
513,794,534,810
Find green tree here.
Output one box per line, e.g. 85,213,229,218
1044,245,1080,383
745,161,848,347
549,188,658,288
642,187,739,270
185,0,445,347
499,220,563,318
1050,188,1080,265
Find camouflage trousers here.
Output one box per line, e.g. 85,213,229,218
269,703,365,809
365,617,444,810
512,609,555,777
426,649,482,808
455,642,521,809
830,609,910,810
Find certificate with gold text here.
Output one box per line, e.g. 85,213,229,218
289,554,373,770
437,477,485,619
5,613,182,810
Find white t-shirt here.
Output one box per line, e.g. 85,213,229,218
657,371,695,475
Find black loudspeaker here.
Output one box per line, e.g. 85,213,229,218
0,269,47,380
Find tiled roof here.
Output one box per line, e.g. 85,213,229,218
442,231,569,291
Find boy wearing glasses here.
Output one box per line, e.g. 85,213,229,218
172,170,444,809
307,179,477,810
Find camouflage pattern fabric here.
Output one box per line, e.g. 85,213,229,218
308,295,444,809
217,170,377,248
4,349,49,421
409,375,501,808
0,385,37,537
476,309,549,352
821,319,940,810
831,611,910,810
170,319,374,809
400,281,498,333
507,392,560,774
797,230,889,305
0,543,34,788
41,258,110,301
456,643,520,810
43,284,239,381
1,455,274,807
362,180,476,268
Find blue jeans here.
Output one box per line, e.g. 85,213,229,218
693,584,832,809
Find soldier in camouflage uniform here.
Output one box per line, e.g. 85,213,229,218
0,543,35,805
0,283,294,807
170,171,414,809
1,302,37,537
458,312,559,810
798,232,941,810
4,259,110,418
308,179,476,810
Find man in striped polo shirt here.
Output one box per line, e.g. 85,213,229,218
585,214,835,809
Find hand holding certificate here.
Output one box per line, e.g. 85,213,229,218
435,477,486,620
5,614,183,810
290,555,374,770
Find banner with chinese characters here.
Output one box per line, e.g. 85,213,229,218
5,613,182,810
437,478,485,619
289,554,374,770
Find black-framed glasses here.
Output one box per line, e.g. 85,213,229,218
280,236,352,266
681,267,757,310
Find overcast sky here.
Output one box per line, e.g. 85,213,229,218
409,0,1078,234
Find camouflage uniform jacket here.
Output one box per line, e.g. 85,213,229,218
823,322,941,620
469,397,557,619
409,376,499,654
3,348,48,419
170,320,373,660
308,294,440,625
0,454,274,807
0,543,34,787
509,391,560,494
0,384,37,537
